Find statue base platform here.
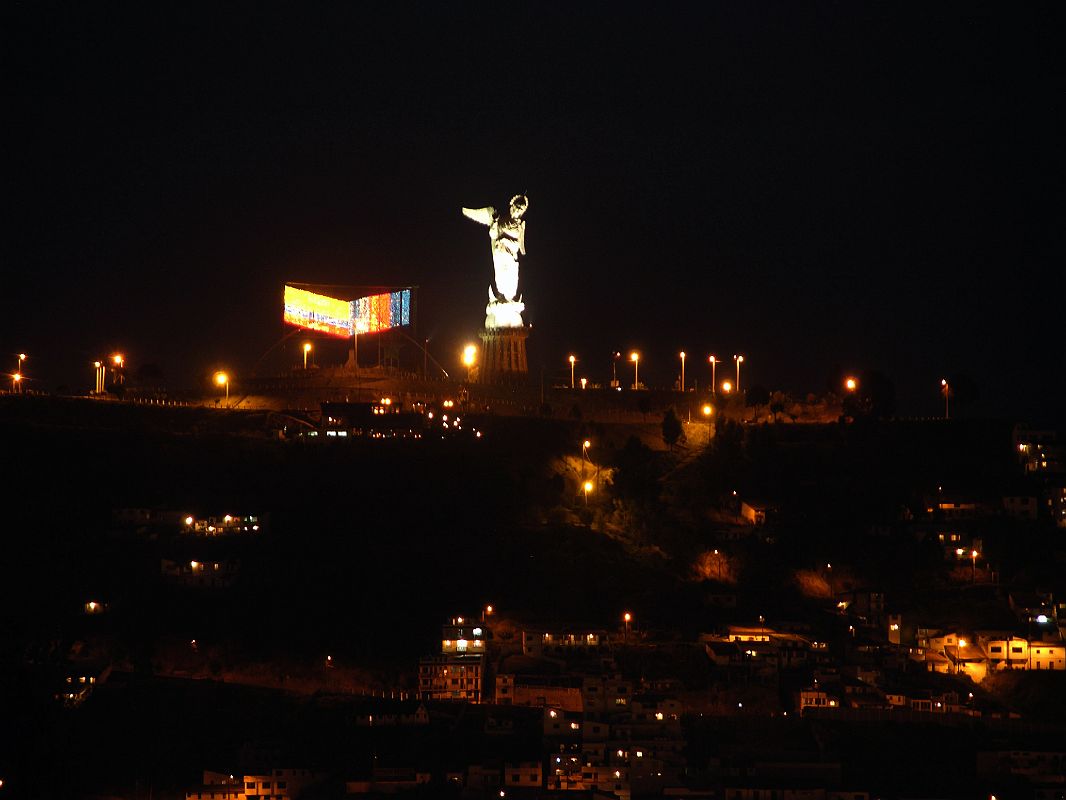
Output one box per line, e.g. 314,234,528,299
478,326,529,384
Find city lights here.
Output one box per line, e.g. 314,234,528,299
462,344,477,367
303,342,313,369
630,351,640,389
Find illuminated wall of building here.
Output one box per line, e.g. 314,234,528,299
353,288,411,333
283,285,353,338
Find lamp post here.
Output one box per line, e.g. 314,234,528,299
17,354,26,391
611,352,621,389
568,355,576,389
111,354,125,385
462,344,478,382
733,354,744,393
12,373,22,393
93,361,104,394
971,549,978,583
214,371,229,405
679,351,686,392
845,376,857,393
630,352,640,390
303,342,312,370
583,480,593,505
708,356,718,396
623,612,632,642
941,379,950,420
721,380,733,395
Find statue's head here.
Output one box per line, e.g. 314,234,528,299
509,194,529,219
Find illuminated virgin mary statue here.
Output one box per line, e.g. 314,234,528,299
462,194,528,329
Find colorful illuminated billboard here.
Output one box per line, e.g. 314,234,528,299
283,284,413,337
353,289,411,334
283,285,354,338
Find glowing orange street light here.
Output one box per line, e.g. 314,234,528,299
214,371,229,404
721,380,733,395
708,355,718,395
12,373,22,393
568,354,576,389
630,352,640,389
941,378,950,420
733,354,744,392
460,345,477,381
845,376,858,392
623,611,632,641
583,480,593,504
702,403,713,417
679,351,686,392
303,342,312,369
112,354,123,367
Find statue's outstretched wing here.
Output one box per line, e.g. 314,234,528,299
462,206,496,226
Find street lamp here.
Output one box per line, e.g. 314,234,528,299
12,373,22,393
462,344,478,381
303,342,312,370
941,379,950,420
845,376,858,392
971,549,978,583
583,480,593,505
721,380,733,395
568,354,576,389
733,354,744,393
623,612,632,641
679,351,686,392
611,351,621,389
17,353,26,386
708,356,718,395
111,354,125,386
214,371,229,404
93,360,104,394
630,352,640,389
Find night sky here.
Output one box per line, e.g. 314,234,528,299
5,5,1062,421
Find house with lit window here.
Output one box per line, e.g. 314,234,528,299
240,769,322,799
495,673,584,711
581,674,634,714
418,654,485,702
522,628,609,657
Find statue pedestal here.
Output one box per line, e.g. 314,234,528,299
478,326,529,384
485,299,525,330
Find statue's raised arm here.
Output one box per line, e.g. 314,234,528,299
462,206,496,227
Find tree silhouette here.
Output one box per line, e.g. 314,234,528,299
860,370,896,419
662,408,683,449
747,385,770,422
